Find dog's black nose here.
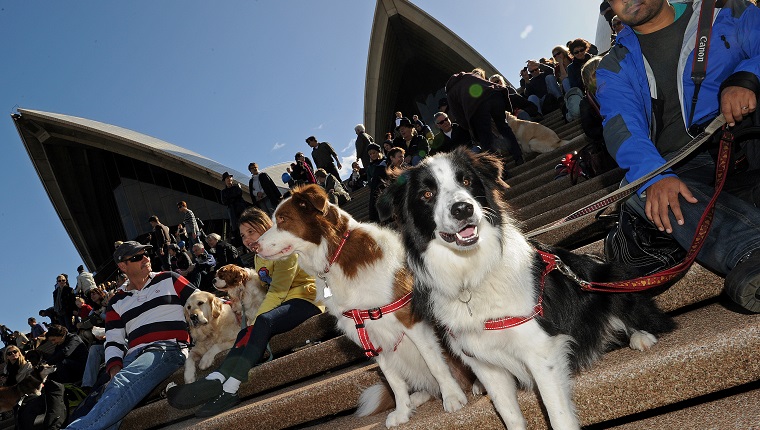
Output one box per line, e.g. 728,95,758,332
451,202,474,220
190,314,199,322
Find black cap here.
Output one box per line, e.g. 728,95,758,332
367,143,382,153
222,172,233,181
113,241,152,264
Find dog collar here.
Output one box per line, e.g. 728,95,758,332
342,292,413,357
318,229,351,299
482,250,553,330
323,229,351,274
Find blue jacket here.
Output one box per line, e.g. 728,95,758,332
597,0,760,194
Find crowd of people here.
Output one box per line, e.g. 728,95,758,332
1,0,758,427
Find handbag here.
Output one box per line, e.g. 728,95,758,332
604,204,687,276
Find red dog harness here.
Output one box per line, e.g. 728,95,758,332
343,292,413,357
482,250,554,330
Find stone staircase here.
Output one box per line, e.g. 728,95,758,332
119,110,759,429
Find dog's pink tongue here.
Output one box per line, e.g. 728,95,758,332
459,225,476,238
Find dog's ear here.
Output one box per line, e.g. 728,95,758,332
467,150,510,216
377,171,409,223
211,297,222,319
293,184,329,215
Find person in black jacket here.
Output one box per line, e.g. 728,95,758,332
206,233,239,268
248,162,282,216
52,274,77,332
148,215,172,270
45,324,88,384
220,172,250,240
446,68,523,164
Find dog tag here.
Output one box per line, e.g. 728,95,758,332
323,285,332,298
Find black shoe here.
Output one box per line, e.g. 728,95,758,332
724,252,760,313
195,392,241,418
166,379,222,410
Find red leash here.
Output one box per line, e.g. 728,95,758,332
560,126,734,293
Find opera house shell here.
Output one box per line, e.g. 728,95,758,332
12,0,503,279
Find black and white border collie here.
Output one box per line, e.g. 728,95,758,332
378,148,675,429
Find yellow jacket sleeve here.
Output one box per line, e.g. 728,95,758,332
253,253,322,317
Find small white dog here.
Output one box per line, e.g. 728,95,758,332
213,264,267,326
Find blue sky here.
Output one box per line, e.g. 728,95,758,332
0,1,602,334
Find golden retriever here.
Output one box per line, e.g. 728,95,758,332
213,264,267,328
506,111,568,154
183,290,239,383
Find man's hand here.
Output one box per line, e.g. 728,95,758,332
109,365,122,380
720,86,757,127
337,162,342,170
644,176,698,233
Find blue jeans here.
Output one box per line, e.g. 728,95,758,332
81,344,104,388
625,151,760,274
65,341,186,430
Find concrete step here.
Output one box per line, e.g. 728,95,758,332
121,334,366,429
299,302,760,429
602,383,760,430
162,363,381,430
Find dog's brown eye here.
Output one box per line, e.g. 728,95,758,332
197,301,203,306
421,190,434,201
463,178,471,187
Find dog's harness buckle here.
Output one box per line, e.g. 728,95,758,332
367,307,383,320
343,292,413,357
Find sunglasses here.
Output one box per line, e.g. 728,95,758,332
529,69,539,74
436,118,449,125
123,252,147,263
7,350,19,356
56,278,65,282
572,50,586,56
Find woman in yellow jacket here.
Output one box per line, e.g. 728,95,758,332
168,207,322,417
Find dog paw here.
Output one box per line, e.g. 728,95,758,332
442,388,467,413
199,356,214,369
410,391,431,408
629,330,658,351
385,409,411,428
472,379,486,396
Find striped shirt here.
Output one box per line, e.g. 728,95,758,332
105,271,195,372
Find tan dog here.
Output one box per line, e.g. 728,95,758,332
213,264,267,328
183,290,239,383
0,364,56,412
506,111,568,154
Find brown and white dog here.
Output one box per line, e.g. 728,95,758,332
254,185,470,428
212,264,267,327
506,111,568,154
0,364,56,412
183,290,239,383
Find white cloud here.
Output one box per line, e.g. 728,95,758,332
337,151,357,180
271,142,285,151
520,25,533,39
341,137,356,153
315,124,324,130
